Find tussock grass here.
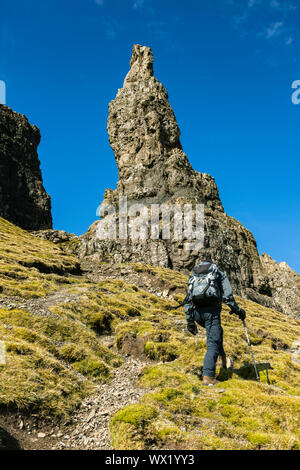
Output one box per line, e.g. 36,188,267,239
0,218,122,418
0,218,80,298
0,218,299,448
0,302,121,418
131,262,187,287
110,265,300,450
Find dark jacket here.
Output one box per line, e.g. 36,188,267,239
184,261,240,322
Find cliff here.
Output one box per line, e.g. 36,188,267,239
0,104,52,231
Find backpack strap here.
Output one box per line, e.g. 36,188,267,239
169,275,196,310
171,293,189,310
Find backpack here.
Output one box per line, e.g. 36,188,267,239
187,262,222,308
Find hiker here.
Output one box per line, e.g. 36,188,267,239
184,257,246,386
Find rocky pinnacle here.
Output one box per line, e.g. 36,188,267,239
106,44,222,209
79,45,299,316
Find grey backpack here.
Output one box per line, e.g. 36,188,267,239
188,262,221,307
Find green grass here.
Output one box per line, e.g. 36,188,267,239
0,218,123,418
0,217,80,298
0,217,299,449
109,265,300,450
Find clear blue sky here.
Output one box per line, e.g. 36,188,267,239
1,0,299,272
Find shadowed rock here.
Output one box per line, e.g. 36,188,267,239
0,104,52,231
0,426,21,450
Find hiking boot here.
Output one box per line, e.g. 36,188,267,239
203,376,221,386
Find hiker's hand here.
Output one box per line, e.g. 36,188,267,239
187,321,198,335
237,308,246,321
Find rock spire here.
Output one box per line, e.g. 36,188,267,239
79,45,299,316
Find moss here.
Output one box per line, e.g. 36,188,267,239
131,263,187,290
111,403,159,449
73,359,111,380
59,343,87,362
246,432,271,448
112,403,158,427
151,419,185,444
207,400,217,412
151,387,184,404
125,306,141,317
140,365,192,389
50,293,114,334
144,341,179,362
110,421,146,450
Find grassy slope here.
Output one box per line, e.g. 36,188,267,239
0,217,122,418
110,274,300,450
0,217,299,449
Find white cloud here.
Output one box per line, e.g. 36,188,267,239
270,0,280,8
0,80,6,105
257,20,296,46
103,20,117,38
285,35,294,45
248,0,260,7
270,0,297,12
228,0,296,48
133,0,145,9
266,21,284,38
233,0,261,27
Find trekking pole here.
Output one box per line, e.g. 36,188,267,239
242,320,260,382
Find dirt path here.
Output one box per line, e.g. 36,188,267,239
0,285,153,450
52,351,150,450
0,335,151,451
0,268,185,450
0,287,89,320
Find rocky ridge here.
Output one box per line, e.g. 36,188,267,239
0,104,52,231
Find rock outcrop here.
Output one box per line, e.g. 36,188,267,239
260,253,300,318
79,44,299,317
106,45,223,210
0,104,52,231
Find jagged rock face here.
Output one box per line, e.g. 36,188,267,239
259,253,300,318
79,44,299,316
107,44,222,209
30,229,79,255
0,105,52,230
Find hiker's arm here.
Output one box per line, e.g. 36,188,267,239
220,271,246,320
184,297,194,322
184,290,198,335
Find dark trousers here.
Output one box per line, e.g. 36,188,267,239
193,305,225,377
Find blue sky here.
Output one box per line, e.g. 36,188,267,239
0,0,299,272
